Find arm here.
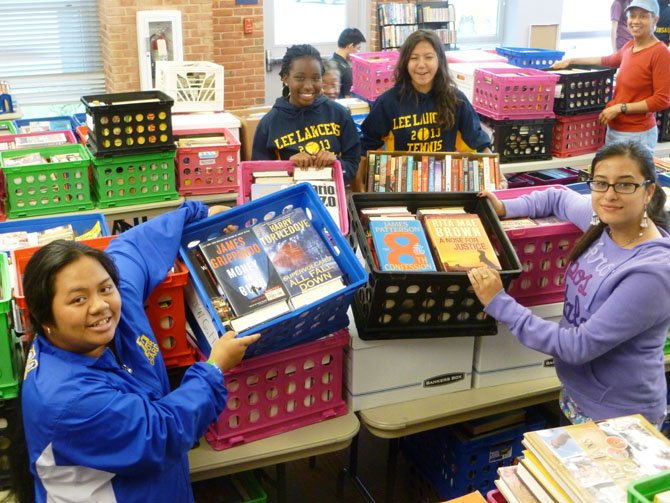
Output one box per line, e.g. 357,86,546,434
611,20,619,51
551,56,605,70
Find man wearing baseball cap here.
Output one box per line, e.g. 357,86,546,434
552,0,670,152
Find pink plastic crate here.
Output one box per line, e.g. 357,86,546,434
350,51,399,101
551,112,606,158
473,67,559,120
174,127,240,195
493,185,583,306
236,160,349,235
204,330,349,450
487,489,507,502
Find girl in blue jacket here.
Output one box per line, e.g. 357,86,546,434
21,201,259,502
252,44,361,184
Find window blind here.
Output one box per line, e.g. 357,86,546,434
0,0,105,106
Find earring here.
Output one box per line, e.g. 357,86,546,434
45,327,51,336
641,208,649,228
591,212,600,226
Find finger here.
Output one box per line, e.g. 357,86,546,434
239,333,261,346
220,331,238,341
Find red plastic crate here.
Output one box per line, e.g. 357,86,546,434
350,51,399,101
236,160,349,235
174,127,240,195
473,67,559,120
11,236,189,363
493,185,583,306
204,329,349,450
144,261,192,368
551,112,606,158
75,125,88,145
487,489,507,502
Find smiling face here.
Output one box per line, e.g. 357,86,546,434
284,56,323,107
592,154,654,231
626,8,658,39
44,255,121,358
407,40,439,93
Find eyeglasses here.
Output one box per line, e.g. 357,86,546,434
586,180,652,194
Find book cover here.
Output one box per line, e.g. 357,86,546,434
369,219,437,272
293,167,332,181
511,463,552,503
496,465,541,503
524,414,670,503
520,449,572,503
198,227,290,331
305,179,341,232
423,213,502,272
250,182,293,200
186,247,236,326
252,207,345,309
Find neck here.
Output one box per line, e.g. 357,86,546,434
608,226,646,247
633,34,658,48
336,48,348,59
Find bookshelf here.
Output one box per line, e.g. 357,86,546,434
417,1,457,49
377,3,418,50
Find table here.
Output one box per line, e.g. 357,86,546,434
189,411,359,502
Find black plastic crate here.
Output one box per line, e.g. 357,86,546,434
81,90,174,157
479,116,554,163
547,65,615,115
349,192,522,340
657,108,670,142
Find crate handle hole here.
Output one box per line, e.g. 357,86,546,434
227,398,240,411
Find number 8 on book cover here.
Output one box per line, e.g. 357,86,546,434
369,219,437,272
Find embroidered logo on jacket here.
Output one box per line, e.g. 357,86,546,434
24,347,38,379
136,334,159,365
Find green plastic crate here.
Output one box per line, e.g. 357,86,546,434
230,472,267,503
628,470,670,502
91,149,179,208
0,144,93,218
0,121,16,135
0,254,20,399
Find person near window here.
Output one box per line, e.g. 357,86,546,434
252,44,361,184
21,201,260,502
322,59,342,100
612,0,634,50
470,141,670,427
553,0,670,152
352,29,503,192
330,28,366,98
656,0,670,44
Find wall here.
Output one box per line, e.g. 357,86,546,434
502,0,564,47
98,0,265,109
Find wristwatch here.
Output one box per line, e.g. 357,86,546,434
620,103,628,114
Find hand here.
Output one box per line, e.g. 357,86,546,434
467,267,503,306
208,331,261,372
477,190,506,217
290,152,314,168
311,150,337,168
207,205,230,217
550,59,571,70
496,178,508,190
599,105,621,125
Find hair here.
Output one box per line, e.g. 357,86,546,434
23,239,120,336
337,28,366,48
323,59,341,78
394,29,459,130
279,44,324,98
567,141,668,261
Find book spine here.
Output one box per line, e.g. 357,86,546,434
379,154,387,193
406,156,414,192
434,159,442,192
367,153,376,193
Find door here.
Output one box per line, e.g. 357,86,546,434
263,0,368,104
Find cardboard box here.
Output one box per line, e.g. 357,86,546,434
472,302,562,388
344,309,473,411
229,106,272,162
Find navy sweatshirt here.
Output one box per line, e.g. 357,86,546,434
252,95,361,183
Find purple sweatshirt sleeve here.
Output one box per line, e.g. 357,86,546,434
503,187,593,231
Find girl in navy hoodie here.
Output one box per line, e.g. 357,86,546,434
252,44,360,184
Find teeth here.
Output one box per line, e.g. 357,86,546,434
91,318,109,327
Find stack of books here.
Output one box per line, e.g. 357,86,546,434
495,414,670,503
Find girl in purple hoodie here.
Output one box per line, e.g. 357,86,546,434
470,141,670,427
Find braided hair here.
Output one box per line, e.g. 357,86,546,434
279,44,324,98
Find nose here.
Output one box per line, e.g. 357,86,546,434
89,294,109,313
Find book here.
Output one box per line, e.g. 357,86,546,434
293,167,333,181
198,227,290,332
495,465,540,503
369,219,437,272
305,179,341,232
250,182,293,200
461,410,526,436
253,175,294,184
511,463,552,503
186,247,236,326
252,169,291,178
500,218,539,231
252,208,345,309
523,414,670,503
423,213,502,272
520,450,572,503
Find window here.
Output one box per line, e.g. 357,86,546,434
0,0,104,115
449,0,505,46
273,0,347,46
559,0,611,57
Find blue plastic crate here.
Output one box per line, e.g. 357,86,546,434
0,213,110,244
14,115,76,133
71,113,87,128
179,183,367,359
567,181,591,195
495,47,565,69
401,409,546,500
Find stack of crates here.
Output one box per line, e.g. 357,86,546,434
80,90,179,209
473,49,561,165
546,65,614,158
350,51,399,102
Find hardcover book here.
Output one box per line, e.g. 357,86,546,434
523,414,670,503
252,207,345,309
198,227,290,332
495,465,540,503
186,247,236,326
369,218,437,272
305,179,341,232
423,213,502,272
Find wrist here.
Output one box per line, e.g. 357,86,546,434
206,359,224,376
620,103,628,114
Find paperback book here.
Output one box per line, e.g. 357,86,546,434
369,218,437,272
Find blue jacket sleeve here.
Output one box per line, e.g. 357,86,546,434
338,110,361,183
503,187,593,231
52,362,227,475
360,95,390,153
456,92,491,151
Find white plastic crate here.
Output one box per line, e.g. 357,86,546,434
155,61,224,113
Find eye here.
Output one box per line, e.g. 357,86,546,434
616,182,636,191
101,284,114,294
72,296,87,305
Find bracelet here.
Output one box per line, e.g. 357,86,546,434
206,359,223,376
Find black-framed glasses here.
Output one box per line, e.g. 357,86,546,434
586,180,652,194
